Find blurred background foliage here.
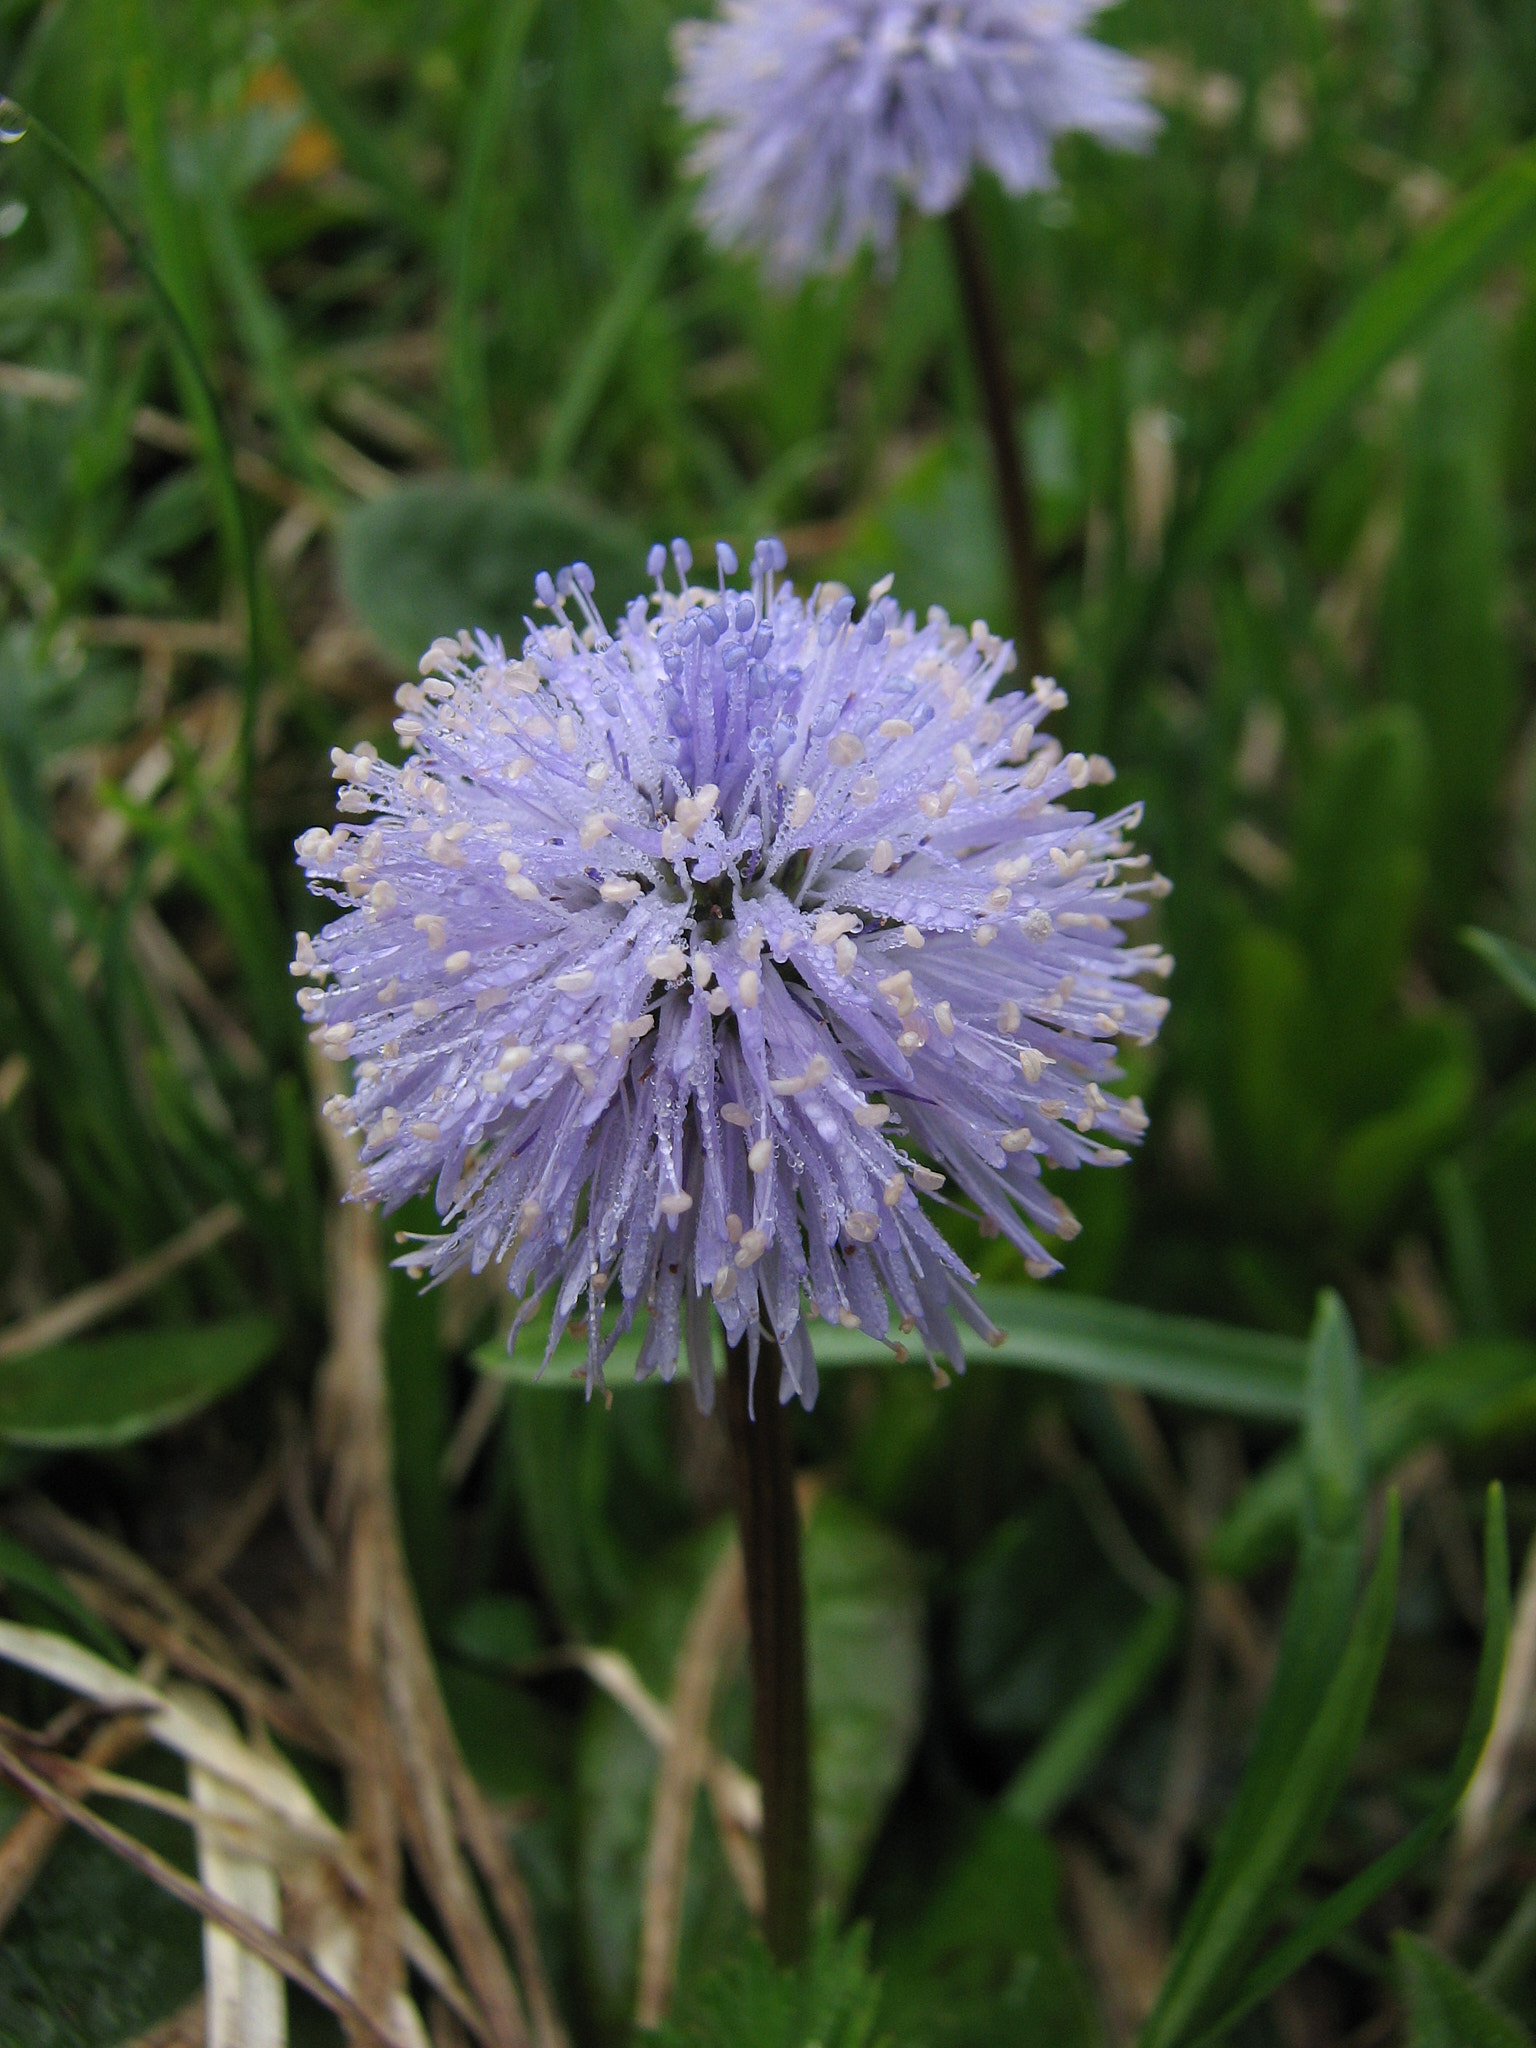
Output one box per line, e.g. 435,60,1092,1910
0,0,1533,2042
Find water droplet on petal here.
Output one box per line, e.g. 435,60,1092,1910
0,100,28,144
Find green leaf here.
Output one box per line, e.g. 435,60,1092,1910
828,432,1006,634
576,1523,749,2027
445,1593,545,1672
1004,1591,1184,1829
1140,1299,1371,2045
1208,1341,1536,1577
474,1286,1308,1421
1465,927,1536,1012
1397,1935,1533,2048
339,476,641,670
1191,1486,1511,2048
1330,1019,1477,1240
197,146,326,495
657,1921,886,2048
277,33,443,249
805,1495,926,1912
0,1532,128,1666
1186,135,1536,564
538,190,691,480
877,1815,1099,2048
387,1252,450,1619
956,1491,1144,1741
444,0,540,463
1305,1292,1365,1541
1381,306,1515,922
0,1317,277,1447
0,1788,202,2047
1139,1497,1401,2048
1146,1302,1368,2048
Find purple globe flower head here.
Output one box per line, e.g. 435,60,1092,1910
673,1,1158,279
296,540,1170,1413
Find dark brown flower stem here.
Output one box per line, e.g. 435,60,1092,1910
947,195,1047,680
724,1331,812,1966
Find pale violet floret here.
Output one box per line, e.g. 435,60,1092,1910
296,540,1170,1410
674,1,1157,278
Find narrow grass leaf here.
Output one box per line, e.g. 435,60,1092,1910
1138,1297,1370,2042
1138,1498,1401,2048
277,34,442,249
1191,1485,1511,2048
1306,1291,1365,1539
445,0,540,463
198,152,327,493
1185,135,1536,565
1396,1935,1533,2048
0,1531,128,1665
1005,1591,1184,1829
473,1288,1308,1420
538,190,691,480
1464,928,1536,1013
1209,1342,1536,1576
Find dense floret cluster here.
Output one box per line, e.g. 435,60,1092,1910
674,0,1156,277
296,541,1169,1408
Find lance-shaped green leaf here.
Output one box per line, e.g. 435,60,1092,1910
1396,1933,1533,2048
474,1287,1308,1421
1140,1500,1400,2048
1464,928,1536,1013
538,191,691,481
277,34,443,249
1139,1295,1380,2048
0,1317,277,1447
0,1531,128,1665
1209,1341,1536,1577
1189,1485,1510,2048
1005,1591,1185,1830
1184,136,1536,565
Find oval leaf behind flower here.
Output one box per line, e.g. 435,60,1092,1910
0,1317,278,1448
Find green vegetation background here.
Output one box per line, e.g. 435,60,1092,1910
0,0,1533,2042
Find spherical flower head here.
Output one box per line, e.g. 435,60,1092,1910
674,1,1158,279
296,539,1170,1411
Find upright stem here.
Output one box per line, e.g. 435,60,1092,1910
947,196,1046,680
724,1334,811,1966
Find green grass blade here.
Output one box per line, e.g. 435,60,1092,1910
0,1531,129,1666
473,1287,1307,1418
1005,1591,1185,1829
1208,1341,1536,1577
197,152,328,495
1396,1934,1533,2048
1139,1497,1402,2048
1191,1486,1511,2048
1306,1291,1365,1539
11,83,265,826
445,0,540,465
1184,136,1536,566
115,0,211,358
1138,1297,1370,2040
537,190,690,480
1464,927,1536,1012
277,33,443,250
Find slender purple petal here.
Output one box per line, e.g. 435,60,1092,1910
297,545,1170,1405
674,1,1158,278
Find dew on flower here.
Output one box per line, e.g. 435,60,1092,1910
294,540,1169,1412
